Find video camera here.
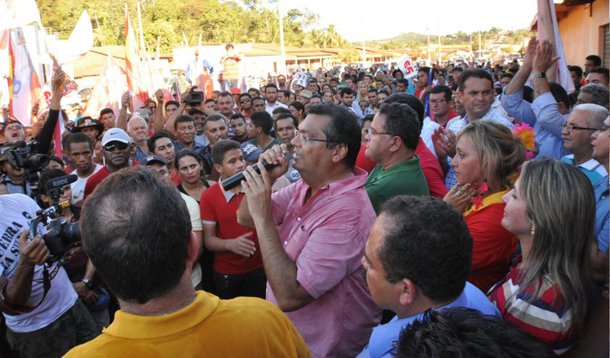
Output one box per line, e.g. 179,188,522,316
185,88,204,106
5,141,49,198
29,174,80,262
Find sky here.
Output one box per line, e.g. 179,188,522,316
279,0,539,42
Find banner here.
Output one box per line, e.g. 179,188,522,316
396,55,417,79
8,29,41,126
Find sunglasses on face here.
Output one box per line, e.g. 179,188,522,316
104,142,130,151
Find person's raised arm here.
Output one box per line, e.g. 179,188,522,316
32,66,64,155
116,91,131,131
505,37,536,96
153,89,165,133
531,40,559,98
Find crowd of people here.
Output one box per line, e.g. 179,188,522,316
0,37,608,357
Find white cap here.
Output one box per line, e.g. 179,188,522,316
101,128,131,146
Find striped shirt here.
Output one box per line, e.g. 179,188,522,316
488,256,574,354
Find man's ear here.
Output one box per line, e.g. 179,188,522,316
186,232,200,269
398,278,418,306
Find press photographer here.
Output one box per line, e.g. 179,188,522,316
37,169,109,330
0,61,67,198
0,192,98,358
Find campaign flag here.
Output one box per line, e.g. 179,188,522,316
125,6,147,109
53,110,65,158
537,0,574,94
8,29,41,126
396,55,417,79
85,52,126,118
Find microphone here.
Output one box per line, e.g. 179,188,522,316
220,155,292,191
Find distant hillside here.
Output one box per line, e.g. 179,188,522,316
368,27,531,50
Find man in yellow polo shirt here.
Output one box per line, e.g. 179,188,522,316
65,168,309,357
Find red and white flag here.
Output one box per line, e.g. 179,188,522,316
125,6,147,109
8,29,41,126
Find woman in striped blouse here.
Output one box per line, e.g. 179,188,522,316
488,159,594,354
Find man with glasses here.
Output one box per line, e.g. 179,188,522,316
84,128,137,200
364,103,429,214
560,103,608,183
237,103,381,357
239,93,253,119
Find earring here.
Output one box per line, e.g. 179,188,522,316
530,224,535,237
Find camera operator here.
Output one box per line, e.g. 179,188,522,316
0,193,98,357
38,169,109,330
0,64,68,198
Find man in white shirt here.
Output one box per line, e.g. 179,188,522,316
264,84,287,115
65,133,102,207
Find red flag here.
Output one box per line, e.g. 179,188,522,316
125,6,147,109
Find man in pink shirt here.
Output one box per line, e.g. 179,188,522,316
238,103,381,357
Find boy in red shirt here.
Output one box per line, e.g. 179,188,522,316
200,140,265,299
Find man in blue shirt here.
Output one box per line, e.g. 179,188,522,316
358,196,499,358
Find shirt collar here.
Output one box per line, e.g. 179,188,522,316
104,291,219,339
218,178,244,203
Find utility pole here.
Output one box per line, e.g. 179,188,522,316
478,31,482,60
426,28,430,65
278,0,286,75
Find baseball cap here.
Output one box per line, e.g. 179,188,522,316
143,155,167,166
101,128,131,146
240,142,261,163
298,90,313,99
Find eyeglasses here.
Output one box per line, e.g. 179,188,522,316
562,123,600,131
430,99,448,105
293,129,335,144
366,128,393,136
103,142,130,151
597,124,610,132
240,99,251,104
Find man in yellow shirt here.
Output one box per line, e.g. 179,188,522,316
65,168,309,357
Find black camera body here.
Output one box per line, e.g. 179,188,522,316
185,90,204,105
29,174,80,262
7,141,48,172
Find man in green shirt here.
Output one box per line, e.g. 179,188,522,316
364,103,429,213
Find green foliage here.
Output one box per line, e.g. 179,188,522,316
36,0,347,51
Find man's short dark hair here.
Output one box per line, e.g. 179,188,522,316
81,168,191,304
377,89,390,96
275,113,298,128
499,72,514,80
384,93,425,129
339,87,354,96
164,100,180,110
396,78,408,86
63,132,93,152
251,96,265,105
306,103,361,168
379,196,473,303
429,85,452,101
225,43,234,50
589,67,610,83
187,108,204,117
211,139,241,165
99,108,114,118
580,83,610,107
568,65,583,78
272,107,291,116
204,114,227,128
148,131,172,153
586,55,602,68
239,93,252,102
250,111,273,135
549,82,570,109
378,103,420,151
265,84,278,92
218,91,233,101
173,114,195,130
451,67,464,74
458,69,493,92
396,308,556,358
204,98,216,105
368,88,378,94
280,89,290,98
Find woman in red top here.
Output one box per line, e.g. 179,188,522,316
444,121,524,292
488,159,594,354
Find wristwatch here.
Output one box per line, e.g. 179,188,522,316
531,72,546,79
81,279,92,289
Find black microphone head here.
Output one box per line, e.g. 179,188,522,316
44,174,78,194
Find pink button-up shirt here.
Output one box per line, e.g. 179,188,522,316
269,168,381,358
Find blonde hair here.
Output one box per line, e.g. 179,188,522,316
518,159,594,331
457,121,525,186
